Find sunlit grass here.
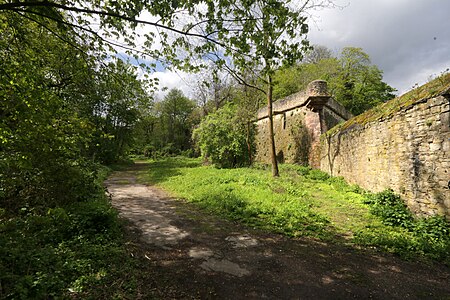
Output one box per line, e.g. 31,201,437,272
138,157,449,264
138,157,383,240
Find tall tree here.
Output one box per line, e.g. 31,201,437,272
90,59,152,163
209,0,331,176
334,47,396,115
273,46,396,115
0,11,151,211
160,89,196,150
304,44,334,64
192,67,234,116
1,0,334,178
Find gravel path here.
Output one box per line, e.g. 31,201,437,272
105,163,450,299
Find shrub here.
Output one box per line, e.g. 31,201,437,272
364,189,413,228
0,198,127,299
360,189,450,263
193,104,255,168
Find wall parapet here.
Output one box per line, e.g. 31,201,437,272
255,80,352,167
257,80,351,121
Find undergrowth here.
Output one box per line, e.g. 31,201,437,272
0,166,138,299
355,189,450,262
140,157,450,265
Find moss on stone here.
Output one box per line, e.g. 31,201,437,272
326,73,450,136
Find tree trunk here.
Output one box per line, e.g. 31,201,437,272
246,121,253,165
267,74,279,177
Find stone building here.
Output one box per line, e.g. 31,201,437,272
255,80,352,168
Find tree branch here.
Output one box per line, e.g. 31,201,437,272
0,1,230,50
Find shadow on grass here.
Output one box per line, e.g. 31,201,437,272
186,189,338,241
138,157,202,184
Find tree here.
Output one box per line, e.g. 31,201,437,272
334,47,396,115
1,0,335,178
273,46,396,115
193,104,255,168
209,0,330,176
0,0,270,73
304,44,334,64
273,57,340,99
132,89,197,157
89,59,152,163
0,11,151,211
158,89,196,152
192,67,234,116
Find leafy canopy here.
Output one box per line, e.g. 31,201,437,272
273,46,396,115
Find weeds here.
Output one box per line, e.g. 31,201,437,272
0,198,137,299
356,189,450,262
0,164,141,299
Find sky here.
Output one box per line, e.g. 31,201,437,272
151,0,450,98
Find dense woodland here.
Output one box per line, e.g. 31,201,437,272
1,0,448,298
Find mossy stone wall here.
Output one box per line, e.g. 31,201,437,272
255,107,320,166
255,81,351,167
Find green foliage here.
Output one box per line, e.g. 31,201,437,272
273,57,340,99
357,189,450,263
333,47,396,115
90,60,152,164
0,11,151,213
327,72,450,135
193,104,255,168
273,46,396,115
209,0,316,176
212,0,310,75
0,198,134,299
140,158,332,238
132,89,199,158
0,11,154,298
364,190,414,228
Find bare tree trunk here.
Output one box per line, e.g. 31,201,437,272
267,74,279,177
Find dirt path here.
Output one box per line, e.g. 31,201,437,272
105,163,450,299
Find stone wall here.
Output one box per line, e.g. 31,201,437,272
320,94,450,218
255,81,352,167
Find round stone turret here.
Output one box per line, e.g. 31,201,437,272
307,80,329,97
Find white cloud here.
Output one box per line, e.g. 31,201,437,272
150,70,196,100
308,0,450,94
109,1,450,99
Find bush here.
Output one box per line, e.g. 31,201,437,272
0,198,127,299
359,189,450,263
193,104,255,168
364,189,413,228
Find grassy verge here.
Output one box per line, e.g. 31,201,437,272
139,157,449,264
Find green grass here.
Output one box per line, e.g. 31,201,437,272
138,157,449,264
